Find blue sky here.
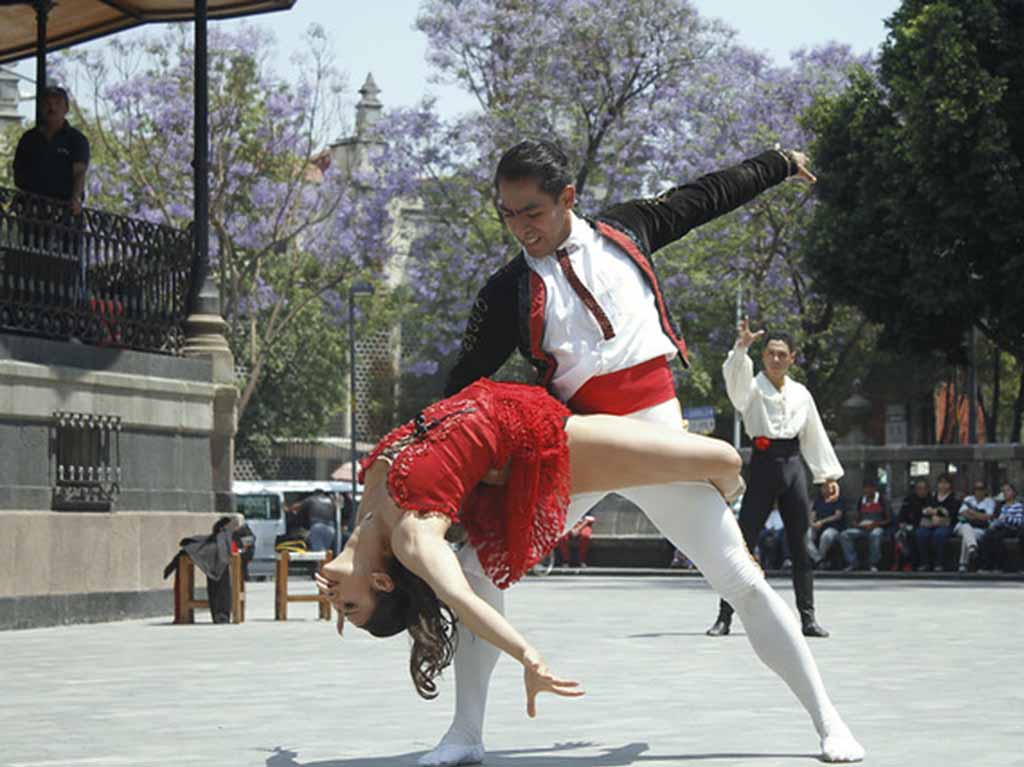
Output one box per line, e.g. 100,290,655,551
9,0,902,121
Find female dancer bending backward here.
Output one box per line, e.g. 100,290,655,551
317,378,864,762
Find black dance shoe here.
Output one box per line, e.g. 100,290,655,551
802,620,831,638
706,618,731,637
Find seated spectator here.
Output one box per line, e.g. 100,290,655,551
757,508,791,570
977,483,1024,572
839,478,891,572
914,472,958,572
558,513,595,568
13,85,89,214
954,480,996,572
806,483,844,569
895,479,933,570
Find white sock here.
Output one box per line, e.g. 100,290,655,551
622,481,862,759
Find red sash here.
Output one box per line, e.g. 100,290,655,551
567,357,676,416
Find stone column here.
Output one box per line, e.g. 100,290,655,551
182,286,237,514
838,382,873,495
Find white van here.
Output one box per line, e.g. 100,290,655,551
232,481,286,564
232,480,361,575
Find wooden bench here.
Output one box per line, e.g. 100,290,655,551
274,550,334,621
173,552,245,624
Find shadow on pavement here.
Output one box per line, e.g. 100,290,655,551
626,631,748,638
265,742,817,766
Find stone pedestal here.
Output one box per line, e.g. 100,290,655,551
0,333,223,629
181,308,237,515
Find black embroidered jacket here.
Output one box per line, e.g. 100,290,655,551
443,150,793,397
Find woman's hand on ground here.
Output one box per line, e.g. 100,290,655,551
522,647,584,718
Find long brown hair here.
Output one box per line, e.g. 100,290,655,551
363,557,458,699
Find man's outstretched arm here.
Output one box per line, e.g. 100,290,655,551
599,149,814,255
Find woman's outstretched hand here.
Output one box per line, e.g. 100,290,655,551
522,647,584,718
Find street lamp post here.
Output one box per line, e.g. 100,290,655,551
733,280,743,449
346,281,376,553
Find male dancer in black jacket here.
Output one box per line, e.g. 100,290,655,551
420,140,863,766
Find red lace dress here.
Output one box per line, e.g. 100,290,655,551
359,379,571,589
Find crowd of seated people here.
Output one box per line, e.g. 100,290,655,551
748,474,1023,574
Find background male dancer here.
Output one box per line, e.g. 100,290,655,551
419,140,862,766
706,321,843,639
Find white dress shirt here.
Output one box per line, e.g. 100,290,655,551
722,345,843,484
958,495,996,519
524,212,677,402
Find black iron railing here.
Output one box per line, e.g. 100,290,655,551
0,187,194,354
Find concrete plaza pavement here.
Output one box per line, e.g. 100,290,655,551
1,575,1022,767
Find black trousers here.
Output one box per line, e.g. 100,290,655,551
717,448,817,624
977,525,1021,571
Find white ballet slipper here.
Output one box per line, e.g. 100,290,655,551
820,719,865,762
417,742,485,767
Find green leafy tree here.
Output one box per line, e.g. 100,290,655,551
389,2,880,433
804,0,1024,437
53,25,406,449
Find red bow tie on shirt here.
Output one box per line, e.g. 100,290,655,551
555,248,615,340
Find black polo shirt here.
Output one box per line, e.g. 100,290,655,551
13,122,90,201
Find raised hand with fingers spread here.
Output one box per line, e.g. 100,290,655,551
736,316,765,349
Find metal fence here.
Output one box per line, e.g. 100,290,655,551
0,187,193,354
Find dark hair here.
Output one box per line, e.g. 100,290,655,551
44,85,69,109
1003,482,1017,494
363,557,457,699
763,329,795,352
494,139,573,199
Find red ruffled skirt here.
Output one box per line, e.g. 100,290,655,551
359,379,571,589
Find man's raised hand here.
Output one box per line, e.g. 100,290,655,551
789,150,817,184
736,317,765,350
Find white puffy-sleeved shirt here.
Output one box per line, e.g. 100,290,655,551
523,212,678,402
722,344,843,484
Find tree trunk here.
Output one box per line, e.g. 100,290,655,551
987,349,1001,442
1011,359,1024,444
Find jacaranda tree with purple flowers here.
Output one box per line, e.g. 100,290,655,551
385,0,881,431
56,25,408,453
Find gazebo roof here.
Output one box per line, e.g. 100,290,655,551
0,0,297,65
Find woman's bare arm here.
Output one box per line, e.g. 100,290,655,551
391,515,531,659
390,515,584,717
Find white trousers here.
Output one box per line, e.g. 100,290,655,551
445,398,837,746
954,522,986,565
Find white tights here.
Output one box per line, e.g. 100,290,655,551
439,485,837,744
422,401,857,766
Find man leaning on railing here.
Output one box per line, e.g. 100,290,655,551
12,85,90,215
